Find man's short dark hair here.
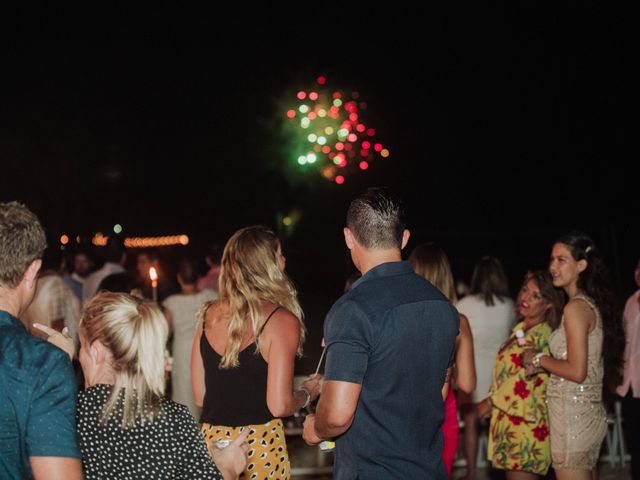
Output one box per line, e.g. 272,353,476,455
0,201,47,288
346,187,406,249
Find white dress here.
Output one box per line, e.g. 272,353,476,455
456,294,515,402
163,289,217,418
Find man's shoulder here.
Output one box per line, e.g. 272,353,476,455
1,325,70,373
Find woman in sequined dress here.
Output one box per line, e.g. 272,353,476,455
524,232,625,480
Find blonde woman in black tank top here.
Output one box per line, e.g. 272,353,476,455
191,226,321,479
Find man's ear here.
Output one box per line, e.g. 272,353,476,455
400,229,411,250
24,259,42,289
344,227,355,250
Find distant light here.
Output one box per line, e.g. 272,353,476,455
308,112,317,120
356,123,366,133
367,128,376,136
297,91,307,100
338,128,349,138
317,76,327,85
332,92,342,99
360,149,369,157
362,141,371,149
347,133,358,142
124,235,190,248
113,224,122,234
322,146,331,154
286,109,296,119
349,113,358,122
317,136,327,145
60,234,69,245
300,117,310,128
359,161,369,170
306,153,317,163
324,126,334,135
335,175,345,185
307,133,318,143
333,99,343,107
309,92,319,101
339,158,347,167
335,142,344,151
282,216,292,226
76,235,81,243
374,143,383,152
299,104,309,113
317,109,327,117
381,149,390,158
92,232,109,247
298,155,307,165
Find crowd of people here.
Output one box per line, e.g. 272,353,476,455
1,189,638,480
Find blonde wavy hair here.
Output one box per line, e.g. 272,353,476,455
409,242,458,303
211,225,305,369
80,291,168,427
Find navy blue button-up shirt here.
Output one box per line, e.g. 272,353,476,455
324,261,459,479
0,310,80,479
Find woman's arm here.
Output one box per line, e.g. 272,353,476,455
191,314,207,408
536,300,593,383
454,314,477,394
261,309,320,418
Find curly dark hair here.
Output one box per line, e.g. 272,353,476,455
555,232,625,399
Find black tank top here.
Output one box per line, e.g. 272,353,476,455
199,306,280,426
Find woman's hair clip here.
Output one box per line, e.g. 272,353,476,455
585,245,592,254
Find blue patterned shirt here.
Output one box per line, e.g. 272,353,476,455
0,310,80,479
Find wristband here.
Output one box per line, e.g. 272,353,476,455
299,387,311,409
532,352,544,369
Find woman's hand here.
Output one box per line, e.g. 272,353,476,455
300,374,323,403
209,428,249,480
33,323,75,360
477,398,492,420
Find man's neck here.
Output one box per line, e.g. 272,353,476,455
358,250,403,276
0,289,22,318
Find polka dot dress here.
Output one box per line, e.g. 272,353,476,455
202,418,290,479
77,384,223,479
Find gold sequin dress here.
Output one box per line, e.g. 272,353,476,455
546,294,607,470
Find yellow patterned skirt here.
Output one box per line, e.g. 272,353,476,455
202,418,290,479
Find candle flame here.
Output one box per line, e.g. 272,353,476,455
149,267,158,281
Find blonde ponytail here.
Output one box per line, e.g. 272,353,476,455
81,292,168,427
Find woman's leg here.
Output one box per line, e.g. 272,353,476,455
554,468,593,480
505,471,539,480
460,401,478,480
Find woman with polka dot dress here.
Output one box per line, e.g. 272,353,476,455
69,291,248,479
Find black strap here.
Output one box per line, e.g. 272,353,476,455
257,306,281,337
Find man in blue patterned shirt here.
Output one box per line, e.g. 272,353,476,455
0,201,83,479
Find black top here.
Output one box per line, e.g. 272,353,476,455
77,384,223,480
324,261,459,480
200,307,280,426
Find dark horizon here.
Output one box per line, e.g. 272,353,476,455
2,5,636,296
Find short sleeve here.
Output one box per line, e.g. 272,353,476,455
175,405,223,479
324,299,372,384
26,349,81,458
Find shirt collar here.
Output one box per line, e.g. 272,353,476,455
0,309,25,330
351,261,413,290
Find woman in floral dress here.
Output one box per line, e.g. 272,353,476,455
479,271,563,479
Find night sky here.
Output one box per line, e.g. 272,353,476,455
1,5,636,302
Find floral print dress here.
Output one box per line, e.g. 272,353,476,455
487,321,552,475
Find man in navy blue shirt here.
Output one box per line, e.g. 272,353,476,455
303,188,458,479
0,202,83,479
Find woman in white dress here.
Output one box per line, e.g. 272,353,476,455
163,257,218,418
456,256,514,480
